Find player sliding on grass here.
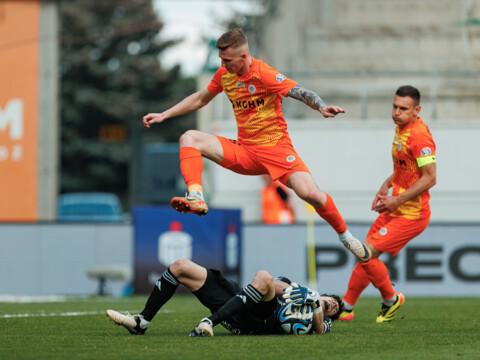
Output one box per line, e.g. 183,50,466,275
142,28,369,261
338,86,437,323
106,259,343,336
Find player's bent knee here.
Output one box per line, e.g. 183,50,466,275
170,258,194,275
252,270,273,291
179,130,196,147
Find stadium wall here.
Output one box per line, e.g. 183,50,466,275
206,119,480,224
0,223,132,297
0,222,478,297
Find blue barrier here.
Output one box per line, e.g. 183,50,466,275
133,206,242,293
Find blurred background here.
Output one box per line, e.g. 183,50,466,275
0,0,479,298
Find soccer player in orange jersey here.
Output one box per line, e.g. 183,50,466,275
142,28,369,261
338,85,437,323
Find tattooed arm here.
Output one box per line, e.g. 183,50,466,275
287,85,345,118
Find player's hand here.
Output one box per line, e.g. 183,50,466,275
371,182,390,210
142,112,168,128
374,194,401,214
283,284,308,305
283,285,322,310
320,105,345,118
299,304,314,321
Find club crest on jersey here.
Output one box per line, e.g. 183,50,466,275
236,82,245,88
248,84,256,94
286,155,296,162
276,74,286,83
379,227,388,236
397,142,402,151
420,147,432,156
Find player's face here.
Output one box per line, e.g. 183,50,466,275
392,95,421,130
323,296,340,317
219,46,248,75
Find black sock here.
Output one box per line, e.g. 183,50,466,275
140,267,179,321
209,284,263,326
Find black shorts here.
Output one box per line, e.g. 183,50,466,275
192,269,281,335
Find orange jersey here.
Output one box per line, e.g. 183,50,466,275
207,57,298,146
390,117,436,220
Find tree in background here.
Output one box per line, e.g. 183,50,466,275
221,0,278,57
59,0,196,209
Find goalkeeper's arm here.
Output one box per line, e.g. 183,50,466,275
311,297,326,334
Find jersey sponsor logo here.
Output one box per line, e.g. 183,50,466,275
379,227,388,236
230,98,265,110
236,82,245,88
420,147,432,156
286,155,296,162
247,84,256,94
276,73,286,83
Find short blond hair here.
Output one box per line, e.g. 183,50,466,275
215,28,248,51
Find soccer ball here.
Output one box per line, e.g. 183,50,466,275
277,303,313,335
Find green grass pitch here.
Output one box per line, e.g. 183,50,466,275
1,295,478,360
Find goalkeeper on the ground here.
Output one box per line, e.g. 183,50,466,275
106,259,343,336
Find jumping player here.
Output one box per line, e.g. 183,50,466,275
142,28,369,261
106,259,344,336
338,85,437,323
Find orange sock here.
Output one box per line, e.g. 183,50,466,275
360,258,396,300
179,147,203,193
343,262,371,306
314,193,347,234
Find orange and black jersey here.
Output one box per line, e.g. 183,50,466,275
390,117,436,220
207,57,298,146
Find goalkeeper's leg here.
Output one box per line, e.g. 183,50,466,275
140,259,208,322
106,266,180,334
140,266,180,321
208,270,274,326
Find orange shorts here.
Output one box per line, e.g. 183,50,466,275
367,212,430,256
217,136,310,185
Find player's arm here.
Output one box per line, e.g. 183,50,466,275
374,163,436,213
311,301,334,334
142,88,217,128
311,311,324,334
286,85,345,118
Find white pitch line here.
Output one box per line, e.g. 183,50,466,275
1,309,173,319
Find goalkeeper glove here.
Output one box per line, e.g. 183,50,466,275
283,285,323,313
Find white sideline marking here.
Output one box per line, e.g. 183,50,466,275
0,295,68,303
1,311,108,318
1,309,173,319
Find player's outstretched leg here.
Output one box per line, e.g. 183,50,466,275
189,318,214,337
106,310,150,334
376,293,405,323
342,234,371,261
171,191,208,216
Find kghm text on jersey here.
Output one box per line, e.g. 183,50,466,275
230,98,265,109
